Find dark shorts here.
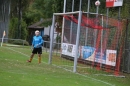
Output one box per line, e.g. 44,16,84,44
32,47,42,54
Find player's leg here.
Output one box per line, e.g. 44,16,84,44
38,54,41,63
28,53,35,62
38,47,42,63
27,48,37,62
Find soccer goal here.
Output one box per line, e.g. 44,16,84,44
49,11,127,75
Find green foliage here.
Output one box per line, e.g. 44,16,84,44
44,0,54,18
10,0,31,18
9,17,27,40
53,0,63,13
9,0,31,40
24,4,44,25
56,35,61,43
9,17,18,39
21,20,28,40
24,0,54,26
121,3,130,18
8,40,29,46
9,0,130,41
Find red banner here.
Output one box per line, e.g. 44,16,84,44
106,0,123,7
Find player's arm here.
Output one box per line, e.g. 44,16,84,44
38,37,44,45
32,37,35,47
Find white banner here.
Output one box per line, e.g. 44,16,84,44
61,43,117,66
106,0,123,7
62,43,76,57
106,50,117,66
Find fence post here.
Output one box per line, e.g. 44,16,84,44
22,40,24,46
46,41,47,53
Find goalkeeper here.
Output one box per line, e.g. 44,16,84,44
27,30,44,63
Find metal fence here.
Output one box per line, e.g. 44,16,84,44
0,38,27,46
43,40,61,55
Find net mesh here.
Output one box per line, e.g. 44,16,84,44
52,13,127,75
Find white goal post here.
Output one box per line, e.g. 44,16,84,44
49,11,82,73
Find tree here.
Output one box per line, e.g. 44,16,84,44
9,0,130,39
9,0,31,39
53,0,64,13
9,17,27,39
24,0,54,26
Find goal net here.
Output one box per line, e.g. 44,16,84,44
50,11,127,75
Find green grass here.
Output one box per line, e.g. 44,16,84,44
0,46,130,86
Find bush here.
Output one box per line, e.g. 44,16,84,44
8,40,29,46
9,17,27,40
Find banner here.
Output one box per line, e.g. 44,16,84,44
81,46,95,61
62,43,76,57
81,46,106,64
106,50,117,66
95,49,106,64
106,0,123,7
61,44,117,66
80,46,117,66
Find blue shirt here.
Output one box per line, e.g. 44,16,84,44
32,36,44,48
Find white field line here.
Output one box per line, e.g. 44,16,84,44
5,47,115,86
5,47,48,65
52,64,115,86
59,65,92,69
94,74,125,78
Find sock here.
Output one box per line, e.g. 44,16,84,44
38,57,41,63
29,57,33,62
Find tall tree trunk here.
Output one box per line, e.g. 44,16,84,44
18,0,22,39
0,0,11,39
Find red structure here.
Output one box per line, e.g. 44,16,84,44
62,13,127,75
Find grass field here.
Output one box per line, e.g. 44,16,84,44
0,46,130,86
